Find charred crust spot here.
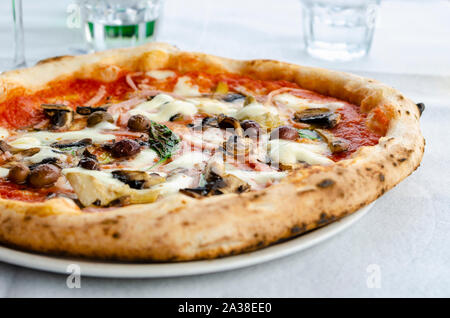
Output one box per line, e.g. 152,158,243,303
416,102,425,115
406,110,410,115
317,179,335,188
393,162,398,167
379,173,385,182
112,232,120,239
398,158,407,163
23,215,32,221
182,221,190,226
101,219,119,225
317,213,335,226
366,167,372,171
290,225,305,234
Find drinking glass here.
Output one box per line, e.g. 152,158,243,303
0,0,26,71
77,0,163,52
300,0,380,61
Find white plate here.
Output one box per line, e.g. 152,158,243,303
0,203,373,278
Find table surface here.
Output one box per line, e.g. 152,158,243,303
0,0,449,297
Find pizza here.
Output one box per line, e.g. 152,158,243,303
0,43,424,261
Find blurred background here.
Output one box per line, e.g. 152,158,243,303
0,0,449,77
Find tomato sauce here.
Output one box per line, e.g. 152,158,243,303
0,69,382,201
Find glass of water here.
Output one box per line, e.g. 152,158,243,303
78,0,163,52
300,0,380,61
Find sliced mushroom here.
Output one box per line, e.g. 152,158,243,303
76,106,108,116
111,170,165,189
217,114,243,136
293,108,340,128
314,129,349,153
7,163,30,184
181,160,250,198
41,104,73,130
222,135,253,158
127,114,151,132
0,140,10,154
28,163,61,188
87,111,114,127
201,116,219,129
51,138,92,149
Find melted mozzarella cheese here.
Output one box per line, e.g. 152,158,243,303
188,98,238,116
164,152,207,171
129,100,197,122
146,70,176,80
122,149,159,169
225,167,287,188
26,147,67,164
152,174,194,196
63,167,122,186
173,76,201,96
9,136,41,149
273,93,344,112
25,126,116,145
268,139,333,165
0,127,9,139
235,103,278,120
0,167,9,178
132,94,174,112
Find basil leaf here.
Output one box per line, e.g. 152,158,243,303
298,129,320,140
148,121,180,161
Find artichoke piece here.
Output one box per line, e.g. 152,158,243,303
314,129,349,153
111,170,165,189
64,169,160,207
215,82,229,94
41,104,74,130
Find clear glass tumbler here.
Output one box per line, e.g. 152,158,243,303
78,0,163,52
300,0,380,61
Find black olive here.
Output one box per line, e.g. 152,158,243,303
87,111,114,127
240,120,261,139
78,157,99,170
110,139,141,158
28,164,61,188
127,114,151,132
7,163,30,184
270,126,298,141
222,93,245,103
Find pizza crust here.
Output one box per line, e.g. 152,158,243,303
0,43,424,261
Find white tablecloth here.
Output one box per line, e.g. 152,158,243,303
0,0,449,297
